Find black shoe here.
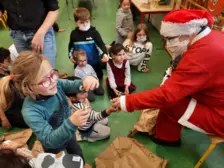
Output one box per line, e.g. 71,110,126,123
110,41,115,46
150,136,181,147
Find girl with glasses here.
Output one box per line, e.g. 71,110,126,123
0,51,99,161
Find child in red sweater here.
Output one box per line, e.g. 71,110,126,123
106,43,136,99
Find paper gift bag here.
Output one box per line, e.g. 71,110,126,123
0,128,32,146
32,140,45,158
95,137,168,168
128,109,159,137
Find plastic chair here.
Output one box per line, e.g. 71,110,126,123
194,135,224,168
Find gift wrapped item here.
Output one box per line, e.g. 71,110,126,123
95,137,168,168
128,108,159,137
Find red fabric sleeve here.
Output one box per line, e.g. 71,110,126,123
125,52,210,112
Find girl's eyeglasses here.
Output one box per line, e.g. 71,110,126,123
37,70,58,88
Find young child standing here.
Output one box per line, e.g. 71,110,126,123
123,23,153,72
66,91,117,142
106,43,136,99
74,49,104,102
0,51,99,160
116,0,134,44
69,7,109,80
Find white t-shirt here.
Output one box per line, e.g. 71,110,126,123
8,44,19,61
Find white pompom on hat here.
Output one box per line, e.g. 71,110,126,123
160,9,214,37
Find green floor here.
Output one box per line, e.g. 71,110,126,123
0,0,224,167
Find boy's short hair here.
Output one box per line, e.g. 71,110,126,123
74,8,90,22
73,49,87,62
0,47,10,63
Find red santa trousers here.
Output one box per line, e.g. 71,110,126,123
156,97,224,141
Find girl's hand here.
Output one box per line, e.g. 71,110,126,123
69,109,89,127
124,86,129,95
113,88,121,97
83,76,99,91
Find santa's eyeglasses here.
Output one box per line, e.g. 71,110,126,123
164,36,179,41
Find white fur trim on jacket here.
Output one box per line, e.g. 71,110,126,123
178,98,210,134
160,18,208,37
120,96,128,112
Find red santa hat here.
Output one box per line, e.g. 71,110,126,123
160,9,214,37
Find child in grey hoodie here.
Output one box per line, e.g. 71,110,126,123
116,0,134,44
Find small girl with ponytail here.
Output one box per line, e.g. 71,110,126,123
116,0,134,44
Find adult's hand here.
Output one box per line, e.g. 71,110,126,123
111,97,121,111
31,31,45,54
83,76,99,91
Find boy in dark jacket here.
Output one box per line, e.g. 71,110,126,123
68,8,109,80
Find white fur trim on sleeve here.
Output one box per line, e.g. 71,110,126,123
120,96,128,112
178,98,210,134
160,18,208,37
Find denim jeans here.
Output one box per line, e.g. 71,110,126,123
10,27,56,68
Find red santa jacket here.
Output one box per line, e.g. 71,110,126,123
125,29,224,118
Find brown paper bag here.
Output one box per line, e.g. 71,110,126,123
128,109,159,137
95,137,168,168
31,140,45,158
0,129,32,147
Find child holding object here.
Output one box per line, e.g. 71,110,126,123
0,51,99,160
67,90,118,142
106,43,136,99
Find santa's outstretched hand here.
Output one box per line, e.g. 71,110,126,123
111,98,121,111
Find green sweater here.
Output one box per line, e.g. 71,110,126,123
22,79,82,149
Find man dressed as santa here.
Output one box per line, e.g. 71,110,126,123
112,9,224,147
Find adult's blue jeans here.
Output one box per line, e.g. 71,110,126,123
10,27,56,68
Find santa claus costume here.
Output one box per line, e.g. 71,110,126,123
119,9,224,145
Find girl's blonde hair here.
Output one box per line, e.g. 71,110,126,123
0,51,47,111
